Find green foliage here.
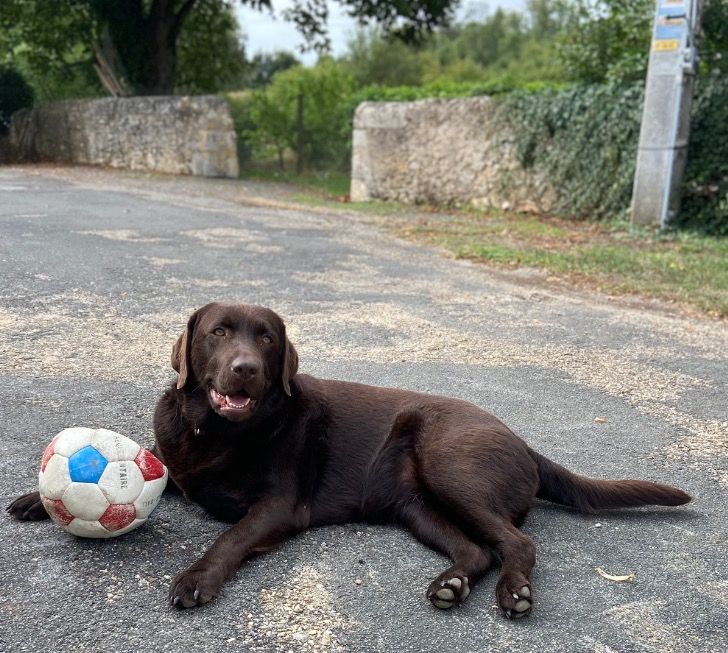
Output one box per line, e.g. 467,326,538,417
175,1,248,94
429,10,529,69
677,74,728,235
701,0,728,75
343,30,428,87
557,0,653,83
285,0,457,51
500,82,644,221
342,3,569,89
244,52,301,88
498,76,728,234
242,59,356,170
0,0,251,97
351,78,562,102
0,0,102,102
0,66,34,133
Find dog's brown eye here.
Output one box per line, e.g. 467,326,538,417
212,327,225,336
261,334,273,344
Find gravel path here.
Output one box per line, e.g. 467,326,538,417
1,166,726,653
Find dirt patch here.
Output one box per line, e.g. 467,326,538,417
251,566,349,652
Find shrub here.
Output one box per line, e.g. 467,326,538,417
677,74,728,235
498,82,644,221
0,66,34,134
497,76,728,234
242,60,357,171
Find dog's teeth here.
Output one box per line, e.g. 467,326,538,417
226,396,251,409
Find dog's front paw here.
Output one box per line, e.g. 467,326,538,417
6,491,49,521
169,567,222,609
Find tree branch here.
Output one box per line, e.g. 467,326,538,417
172,0,198,40
175,0,198,26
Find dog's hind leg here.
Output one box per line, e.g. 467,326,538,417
442,500,536,618
399,498,494,609
367,410,494,609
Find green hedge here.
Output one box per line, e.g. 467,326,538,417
679,74,728,235
349,78,565,102
498,83,645,222
498,76,728,235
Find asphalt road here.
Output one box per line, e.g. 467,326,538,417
1,166,726,653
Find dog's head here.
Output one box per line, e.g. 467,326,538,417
171,302,298,423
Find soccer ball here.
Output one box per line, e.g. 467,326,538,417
38,427,168,538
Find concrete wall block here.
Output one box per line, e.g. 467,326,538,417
9,95,239,178
350,96,555,213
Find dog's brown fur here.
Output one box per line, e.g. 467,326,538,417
8,302,691,616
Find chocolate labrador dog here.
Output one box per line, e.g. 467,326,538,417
8,301,690,617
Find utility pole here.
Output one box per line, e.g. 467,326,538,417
631,0,702,228
296,92,305,175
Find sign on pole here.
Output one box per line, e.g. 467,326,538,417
631,0,702,228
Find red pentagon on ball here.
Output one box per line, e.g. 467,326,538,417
42,497,74,525
134,447,165,481
99,503,136,532
40,435,59,472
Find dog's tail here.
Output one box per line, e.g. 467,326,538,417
528,449,691,513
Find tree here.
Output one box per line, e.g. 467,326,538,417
0,0,457,97
175,1,248,93
344,29,427,87
247,59,356,170
557,0,654,83
0,67,34,133
244,51,301,89
0,0,248,97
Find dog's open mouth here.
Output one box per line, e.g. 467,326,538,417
210,386,257,418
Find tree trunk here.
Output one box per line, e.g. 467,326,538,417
138,0,198,95
141,15,178,95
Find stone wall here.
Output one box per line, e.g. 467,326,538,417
7,95,238,178
351,97,554,213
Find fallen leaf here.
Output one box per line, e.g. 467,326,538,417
595,567,635,582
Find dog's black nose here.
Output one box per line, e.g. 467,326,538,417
231,356,260,379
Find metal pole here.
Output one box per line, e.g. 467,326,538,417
296,92,304,175
631,0,702,228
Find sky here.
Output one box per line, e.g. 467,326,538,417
235,1,529,64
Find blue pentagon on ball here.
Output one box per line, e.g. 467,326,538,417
68,445,108,483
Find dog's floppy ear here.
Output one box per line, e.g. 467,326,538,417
172,309,200,390
281,329,299,397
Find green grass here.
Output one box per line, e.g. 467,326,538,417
395,213,728,318
240,169,351,198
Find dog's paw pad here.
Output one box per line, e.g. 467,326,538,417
497,578,533,618
427,574,471,609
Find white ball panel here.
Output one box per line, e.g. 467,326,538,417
89,428,141,462
97,460,145,504
53,427,95,456
110,518,146,537
133,476,167,518
39,454,71,500
66,518,116,538
61,483,109,520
